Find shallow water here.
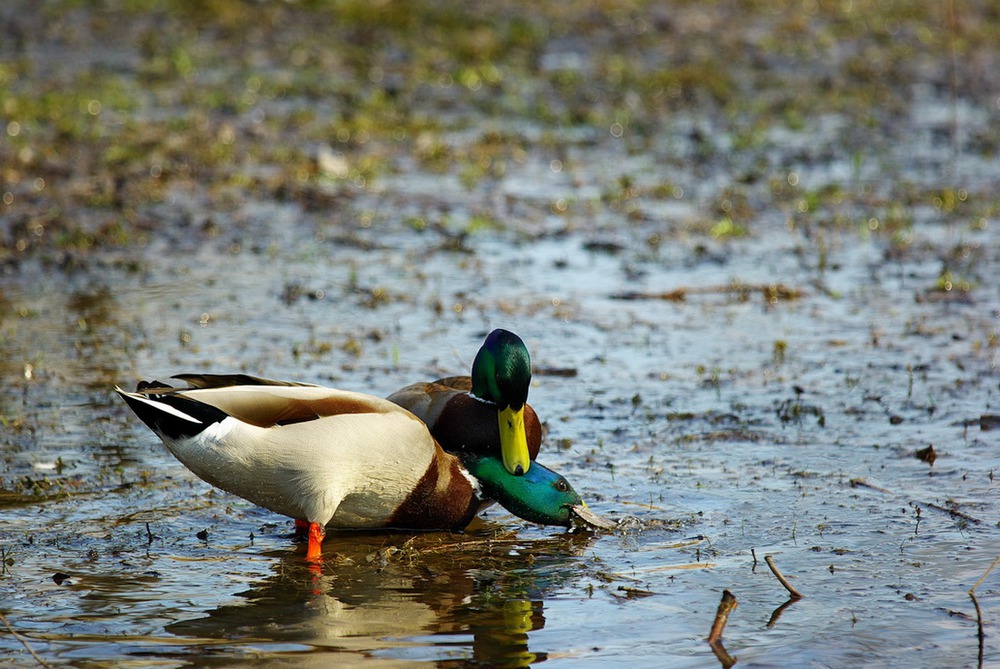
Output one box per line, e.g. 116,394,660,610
2,2,1000,667
3,201,997,667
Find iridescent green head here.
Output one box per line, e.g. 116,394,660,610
470,329,532,476
471,329,531,409
465,455,615,530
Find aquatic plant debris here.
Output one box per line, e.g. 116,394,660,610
611,283,806,303
569,504,617,531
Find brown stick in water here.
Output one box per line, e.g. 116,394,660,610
708,589,738,644
765,554,804,600
707,589,738,668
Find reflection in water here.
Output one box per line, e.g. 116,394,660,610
166,529,598,666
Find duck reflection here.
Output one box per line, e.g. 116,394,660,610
166,523,599,666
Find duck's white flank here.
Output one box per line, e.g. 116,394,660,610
126,385,438,528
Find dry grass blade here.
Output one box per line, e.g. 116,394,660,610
970,554,1000,594
0,610,52,669
969,554,1000,669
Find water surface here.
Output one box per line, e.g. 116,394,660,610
1,2,998,667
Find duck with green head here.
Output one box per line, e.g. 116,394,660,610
388,329,540,477
117,374,611,561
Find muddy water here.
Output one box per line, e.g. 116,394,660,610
2,1,1000,667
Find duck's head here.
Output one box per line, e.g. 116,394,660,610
471,329,532,476
466,455,615,530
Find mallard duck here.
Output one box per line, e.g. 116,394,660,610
387,329,542,477
116,374,609,560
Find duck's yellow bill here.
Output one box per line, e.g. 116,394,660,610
498,405,531,476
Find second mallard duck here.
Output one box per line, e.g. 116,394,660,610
388,329,543,477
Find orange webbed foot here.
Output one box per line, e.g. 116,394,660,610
305,522,325,562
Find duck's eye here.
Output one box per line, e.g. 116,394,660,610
555,479,570,493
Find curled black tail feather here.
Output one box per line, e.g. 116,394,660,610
137,379,174,392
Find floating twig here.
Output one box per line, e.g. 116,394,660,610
765,555,803,600
611,282,805,303
849,478,893,495
616,585,655,599
850,479,982,525
0,610,51,669
922,502,981,525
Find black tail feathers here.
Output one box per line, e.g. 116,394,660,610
118,387,228,440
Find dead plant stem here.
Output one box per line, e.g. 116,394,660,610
0,610,51,669
765,554,803,599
